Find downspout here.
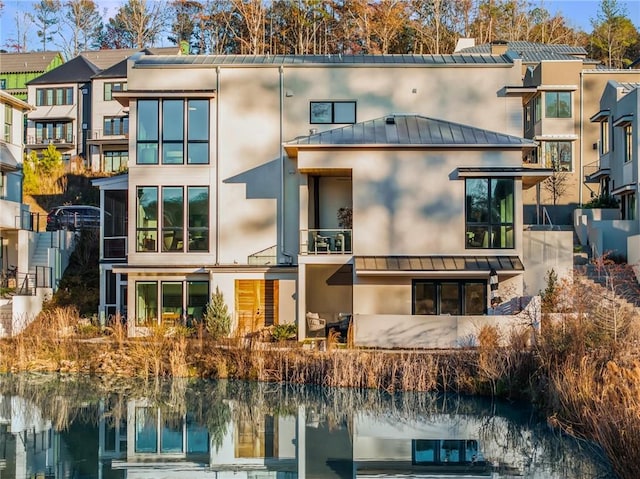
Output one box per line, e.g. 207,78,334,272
215,66,221,265
279,65,294,265
579,70,584,207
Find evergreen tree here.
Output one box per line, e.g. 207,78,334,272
31,0,62,51
204,287,231,339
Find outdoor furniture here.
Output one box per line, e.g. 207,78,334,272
306,312,326,336
314,234,330,253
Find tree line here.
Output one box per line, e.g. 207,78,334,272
1,0,638,68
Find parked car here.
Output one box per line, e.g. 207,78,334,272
46,205,101,231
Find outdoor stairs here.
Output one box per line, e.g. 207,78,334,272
27,232,52,291
574,262,640,313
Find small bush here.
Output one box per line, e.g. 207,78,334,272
271,323,297,341
204,287,231,340
583,194,619,209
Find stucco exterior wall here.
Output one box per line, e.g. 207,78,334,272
522,229,573,294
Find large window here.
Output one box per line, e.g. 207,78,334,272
161,281,183,325
136,99,209,165
622,193,636,220
36,87,73,106
413,280,486,316
136,281,158,325
624,125,633,163
465,178,514,249
545,91,571,118
135,280,209,326
3,104,11,143
310,101,356,124
543,141,572,171
104,116,128,136
104,151,128,172
137,185,209,253
35,121,73,143
104,82,127,101
136,187,158,252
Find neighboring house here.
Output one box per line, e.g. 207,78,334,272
0,90,33,275
94,50,571,345
578,81,639,262
0,51,64,101
458,40,640,226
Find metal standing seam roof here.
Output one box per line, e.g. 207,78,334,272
79,47,180,70
286,115,537,148
458,41,586,55
132,53,513,68
354,256,525,273
0,51,62,73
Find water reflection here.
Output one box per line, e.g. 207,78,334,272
0,375,613,478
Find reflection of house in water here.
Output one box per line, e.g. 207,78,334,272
0,395,55,478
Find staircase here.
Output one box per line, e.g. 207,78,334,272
28,232,53,290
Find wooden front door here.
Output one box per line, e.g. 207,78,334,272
235,279,279,335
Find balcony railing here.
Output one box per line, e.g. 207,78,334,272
86,129,128,141
583,158,610,183
27,136,75,146
301,229,352,255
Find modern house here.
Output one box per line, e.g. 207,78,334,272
92,48,573,345
577,81,639,262
0,51,64,101
458,41,640,226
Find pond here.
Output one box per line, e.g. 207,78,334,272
0,374,614,478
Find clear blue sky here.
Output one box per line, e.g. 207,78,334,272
1,0,639,52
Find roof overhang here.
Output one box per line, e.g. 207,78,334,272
611,183,637,196
113,90,216,106
535,84,578,91
0,143,20,171
613,114,633,127
285,143,535,158
534,134,578,141
503,86,538,96
590,109,610,122
354,255,524,276
456,166,554,189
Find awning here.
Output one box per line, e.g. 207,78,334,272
354,255,524,275
611,183,637,196
613,114,633,127
590,109,610,122
0,143,20,171
456,166,554,189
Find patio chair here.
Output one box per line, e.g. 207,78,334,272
306,312,326,335
314,234,330,253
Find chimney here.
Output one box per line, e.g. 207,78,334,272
490,40,509,55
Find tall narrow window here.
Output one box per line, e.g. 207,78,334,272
136,186,158,252
136,281,157,325
162,100,184,164
187,100,209,164
161,281,183,325
600,119,609,154
162,186,184,252
187,281,209,324
3,104,11,143
624,125,633,163
466,178,514,249
137,100,158,164
188,186,209,252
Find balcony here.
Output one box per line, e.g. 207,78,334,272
85,129,128,142
583,158,610,184
26,136,75,149
301,229,352,255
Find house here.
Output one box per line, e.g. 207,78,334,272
93,50,573,346
577,81,639,262
457,41,640,226
0,51,64,101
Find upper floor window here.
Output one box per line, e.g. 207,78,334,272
36,87,73,106
104,116,129,136
310,101,356,124
0,79,6,90
35,121,73,143
600,119,609,155
545,91,571,118
137,99,209,165
533,95,541,123
3,104,11,143
465,178,514,249
543,141,572,171
104,82,127,101
624,125,633,163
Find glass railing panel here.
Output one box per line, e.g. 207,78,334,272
300,229,352,255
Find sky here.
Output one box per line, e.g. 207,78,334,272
0,0,639,52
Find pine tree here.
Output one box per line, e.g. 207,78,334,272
204,287,231,339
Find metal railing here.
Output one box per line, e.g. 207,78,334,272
1,267,52,295
26,135,75,146
301,229,352,255
85,129,128,140
248,245,277,265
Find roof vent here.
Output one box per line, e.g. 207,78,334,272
385,116,395,125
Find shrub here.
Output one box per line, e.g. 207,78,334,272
583,194,619,209
271,323,297,342
204,287,231,340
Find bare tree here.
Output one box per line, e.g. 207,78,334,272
113,0,167,49
60,0,103,57
542,170,570,206
4,10,34,52
230,0,267,54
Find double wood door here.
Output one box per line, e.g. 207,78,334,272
235,279,279,335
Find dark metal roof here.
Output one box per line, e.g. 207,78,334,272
27,55,100,85
458,41,587,61
79,47,179,70
0,51,62,73
133,53,513,67
354,255,525,273
286,115,536,148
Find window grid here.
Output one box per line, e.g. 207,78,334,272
310,101,356,124
104,116,129,136
465,178,515,250
104,82,127,101
3,104,11,143
413,280,486,316
543,141,572,172
36,87,73,106
545,91,571,118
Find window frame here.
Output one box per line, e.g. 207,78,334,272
310,101,356,124
465,178,515,250
104,81,127,101
412,279,487,316
600,119,609,155
35,87,73,106
624,124,633,163
103,116,129,136
543,140,573,172
3,103,11,143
